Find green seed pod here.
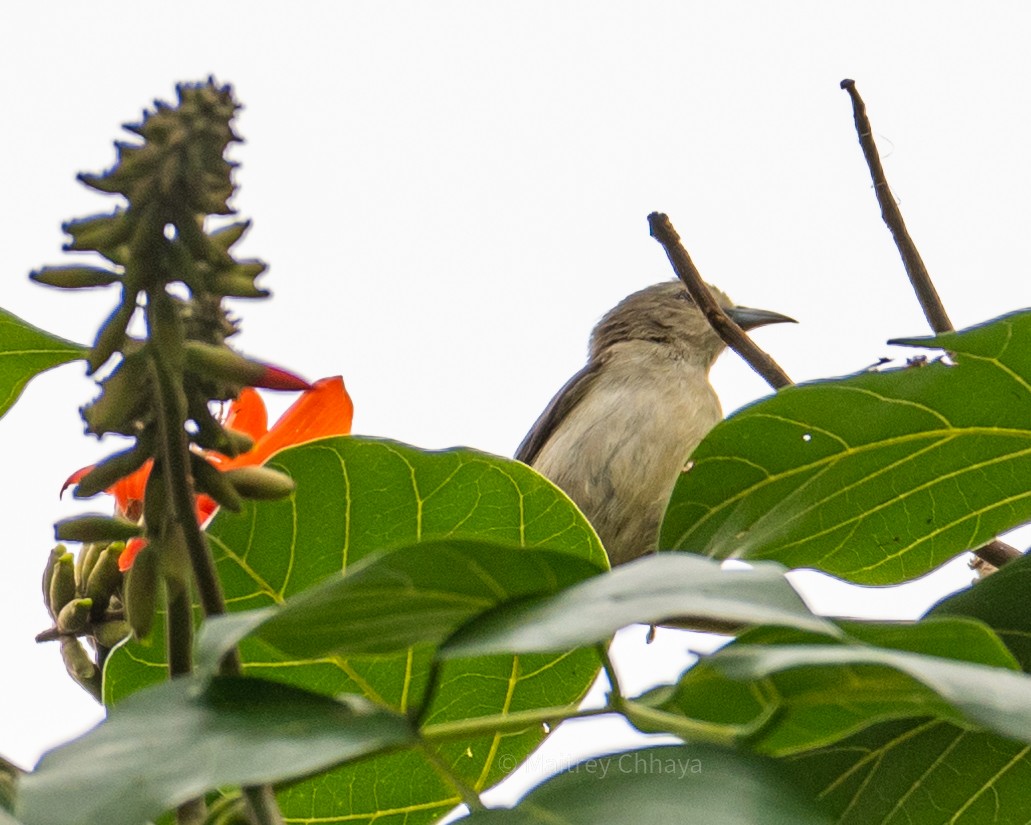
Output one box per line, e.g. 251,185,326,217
191,453,242,512
74,542,102,590
54,514,142,544
84,545,124,617
124,544,160,641
224,465,296,501
93,619,131,649
56,598,93,635
41,545,67,614
48,553,77,619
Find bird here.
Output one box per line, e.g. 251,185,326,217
515,280,794,567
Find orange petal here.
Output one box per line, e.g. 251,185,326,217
119,537,148,571
226,376,353,469
224,387,269,441
110,461,153,517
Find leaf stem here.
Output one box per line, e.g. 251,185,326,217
416,741,486,813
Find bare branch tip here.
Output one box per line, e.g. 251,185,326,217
840,78,855,90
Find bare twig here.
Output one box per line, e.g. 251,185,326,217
647,212,793,389
842,79,1020,569
840,79,952,333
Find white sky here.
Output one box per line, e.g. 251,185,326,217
2,0,1029,794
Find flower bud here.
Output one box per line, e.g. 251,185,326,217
55,514,143,544
88,295,136,374
183,342,310,391
84,545,124,617
45,550,76,619
59,636,97,687
72,442,152,499
224,466,296,501
190,453,242,512
56,598,93,634
210,220,250,252
93,619,131,648
124,544,160,641
62,210,133,257
41,545,67,613
74,542,102,590
30,265,122,290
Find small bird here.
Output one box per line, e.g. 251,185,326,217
516,280,793,566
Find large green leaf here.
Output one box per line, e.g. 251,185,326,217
786,718,1031,825
930,550,1031,670
197,540,601,668
440,553,837,660
456,744,834,824
655,619,1020,756
0,308,86,419
104,437,606,825
16,676,412,825
662,311,1031,584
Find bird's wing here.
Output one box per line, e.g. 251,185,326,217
514,360,602,465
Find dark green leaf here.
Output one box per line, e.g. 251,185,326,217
662,311,1031,584
0,308,86,419
930,550,1031,670
456,744,834,824
441,553,837,660
16,677,412,825
786,719,1031,825
105,438,606,825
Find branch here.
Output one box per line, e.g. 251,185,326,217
647,212,793,390
840,79,952,333
841,79,1020,569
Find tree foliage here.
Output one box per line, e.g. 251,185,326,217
3,80,1029,825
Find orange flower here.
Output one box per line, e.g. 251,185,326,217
66,376,353,569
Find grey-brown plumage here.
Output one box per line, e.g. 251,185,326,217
516,280,793,566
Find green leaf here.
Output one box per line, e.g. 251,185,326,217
455,744,834,824
930,550,1031,670
658,619,1020,755
105,438,606,825
0,308,86,419
441,553,838,660
785,719,1031,825
662,311,1031,584
198,539,601,670
16,676,413,825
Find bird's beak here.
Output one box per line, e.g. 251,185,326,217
725,306,797,331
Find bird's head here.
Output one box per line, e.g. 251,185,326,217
589,280,794,367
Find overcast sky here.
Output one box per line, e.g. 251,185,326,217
3,1,1029,787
